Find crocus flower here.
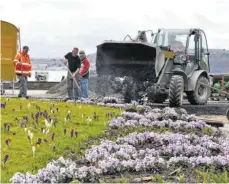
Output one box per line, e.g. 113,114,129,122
5,139,10,146
36,138,42,145
93,112,97,120
53,146,56,152
68,110,71,114
27,103,31,109
53,121,57,128
66,114,70,120
64,129,67,135
32,146,36,158
24,128,27,132
70,129,74,138
51,133,55,141
87,117,92,123
4,154,9,164
7,125,10,131
28,132,33,141
31,113,35,120
4,123,7,130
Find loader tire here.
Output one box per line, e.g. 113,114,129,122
186,76,210,105
169,75,184,107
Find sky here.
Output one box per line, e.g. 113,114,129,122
1,0,229,58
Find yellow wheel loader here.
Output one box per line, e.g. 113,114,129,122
96,29,211,107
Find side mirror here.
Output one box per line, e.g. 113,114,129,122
205,52,210,56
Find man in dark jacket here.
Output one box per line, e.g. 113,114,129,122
64,48,81,101
79,50,90,99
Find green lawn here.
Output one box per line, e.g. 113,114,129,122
1,98,120,183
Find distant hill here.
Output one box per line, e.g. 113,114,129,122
209,49,229,73
31,49,229,74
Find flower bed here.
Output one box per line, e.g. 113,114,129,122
1,97,119,183
9,104,229,183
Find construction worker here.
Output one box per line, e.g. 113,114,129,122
64,48,81,101
13,46,32,98
168,34,185,52
79,50,90,99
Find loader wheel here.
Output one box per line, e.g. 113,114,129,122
186,76,210,105
169,75,184,107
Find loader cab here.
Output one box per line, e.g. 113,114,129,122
186,29,210,72
154,29,210,72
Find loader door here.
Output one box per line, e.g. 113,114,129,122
200,30,210,72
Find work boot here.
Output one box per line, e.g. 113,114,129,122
18,94,22,98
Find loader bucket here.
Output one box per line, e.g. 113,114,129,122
96,42,157,81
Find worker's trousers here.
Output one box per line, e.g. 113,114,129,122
67,71,80,100
80,77,88,98
18,74,28,97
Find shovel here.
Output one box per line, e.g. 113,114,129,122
66,66,82,94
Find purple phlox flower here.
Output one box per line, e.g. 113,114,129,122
70,129,74,138
75,131,78,137
64,129,67,135
4,154,9,164
53,146,56,152
36,138,42,145
51,133,55,141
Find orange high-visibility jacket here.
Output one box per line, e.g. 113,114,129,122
13,52,32,76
